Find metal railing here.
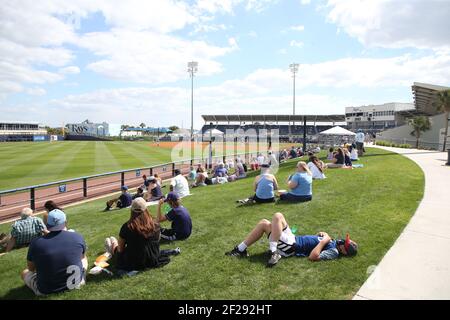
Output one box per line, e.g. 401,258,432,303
375,138,441,150
0,151,259,222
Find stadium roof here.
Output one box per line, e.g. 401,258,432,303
201,114,345,123
412,82,450,116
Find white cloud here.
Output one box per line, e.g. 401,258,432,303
59,66,80,74
325,0,450,50
77,30,236,83
300,0,311,4
290,40,304,48
290,25,305,32
277,48,287,55
26,87,47,96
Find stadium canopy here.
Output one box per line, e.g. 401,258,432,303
203,128,224,136
411,82,450,116
201,114,345,123
319,126,356,136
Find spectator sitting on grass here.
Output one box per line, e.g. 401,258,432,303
308,156,327,180
0,208,48,253
250,157,259,171
234,158,246,179
156,193,192,241
142,175,150,191
188,166,197,181
327,147,349,168
104,198,172,274
213,162,228,178
22,208,88,295
147,177,164,201
278,161,312,203
349,143,359,161
289,146,298,159
133,187,145,200
237,164,278,205
170,169,190,199
225,212,358,267
153,174,163,187
191,166,212,187
104,186,133,211
327,147,335,160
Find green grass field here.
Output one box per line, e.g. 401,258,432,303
0,148,424,300
0,141,174,191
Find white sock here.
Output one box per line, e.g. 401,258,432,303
269,241,278,253
237,242,247,252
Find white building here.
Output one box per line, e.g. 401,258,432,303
345,102,414,133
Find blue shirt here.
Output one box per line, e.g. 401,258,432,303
214,167,227,177
27,231,86,294
289,172,312,196
119,192,132,208
255,175,275,199
294,235,339,260
165,206,192,240
188,170,197,180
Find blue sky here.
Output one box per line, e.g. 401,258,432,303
1,0,450,128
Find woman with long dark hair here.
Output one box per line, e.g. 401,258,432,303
105,198,173,272
308,156,327,180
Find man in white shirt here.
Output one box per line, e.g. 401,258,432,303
170,169,190,198
355,129,365,156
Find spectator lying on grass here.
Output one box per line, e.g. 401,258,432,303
157,192,192,241
278,161,312,203
104,186,133,211
237,164,278,205
104,198,174,275
226,212,358,267
0,208,48,253
22,209,88,295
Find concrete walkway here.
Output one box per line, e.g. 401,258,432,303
354,146,450,300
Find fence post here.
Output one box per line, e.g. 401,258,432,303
190,159,193,166
172,163,176,177
121,172,125,187
223,155,226,164
30,188,35,210
83,178,87,197
150,167,153,176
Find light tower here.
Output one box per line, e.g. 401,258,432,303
187,61,198,141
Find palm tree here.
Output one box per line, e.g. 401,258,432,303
433,89,450,151
408,116,431,149
139,123,146,129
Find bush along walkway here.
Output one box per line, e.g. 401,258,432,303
355,146,450,300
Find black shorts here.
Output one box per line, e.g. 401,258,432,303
279,193,312,203
160,228,177,241
251,195,275,203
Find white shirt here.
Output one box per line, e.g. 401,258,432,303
307,162,326,180
355,132,365,143
170,174,190,198
268,153,278,165
350,148,359,160
257,155,265,166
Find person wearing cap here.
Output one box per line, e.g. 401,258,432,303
147,177,164,201
355,129,365,156
237,164,278,205
0,208,47,253
104,198,171,273
104,186,133,211
169,169,190,199
157,192,192,241
213,162,228,178
21,209,88,295
226,212,358,267
278,161,313,202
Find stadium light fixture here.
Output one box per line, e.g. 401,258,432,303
289,63,299,141
188,61,198,141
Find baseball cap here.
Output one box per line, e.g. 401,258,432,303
46,209,67,232
121,185,128,191
131,197,147,212
164,192,179,203
337,234,358,256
